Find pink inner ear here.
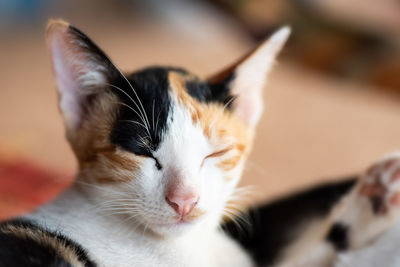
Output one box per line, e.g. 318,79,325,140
50,35,84,129
229,27,290,127
233,91,263,127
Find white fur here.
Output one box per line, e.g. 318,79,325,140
335,221,400,267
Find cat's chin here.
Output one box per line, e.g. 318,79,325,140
143,209,209,236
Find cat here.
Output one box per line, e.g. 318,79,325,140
0,19,289,267
1,19,400,267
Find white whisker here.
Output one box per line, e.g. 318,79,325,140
154,108,162,135
152,99,155,132
107,64,152,142
106,83,151,138
120,119,149,133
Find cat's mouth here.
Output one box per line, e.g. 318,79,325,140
154,208,207,227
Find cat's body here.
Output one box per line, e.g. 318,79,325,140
2,20,400,267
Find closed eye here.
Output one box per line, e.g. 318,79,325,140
202,146,233,166
152,156,162,170
206,148,232,159
139,155,162,170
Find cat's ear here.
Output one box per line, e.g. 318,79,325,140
209,27,290,127
46,19,119,131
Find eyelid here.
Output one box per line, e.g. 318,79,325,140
205,146,234,160
139,155,162,170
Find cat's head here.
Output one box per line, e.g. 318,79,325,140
46,20,289,236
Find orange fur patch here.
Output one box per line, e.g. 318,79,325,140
168,71,253,174
169,72,203,125
66,91,141,184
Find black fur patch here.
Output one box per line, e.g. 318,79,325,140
186,73,235,107
109,67,173,158
109,67,234,157
0,219,96,267
371,195,384,214
326,222,349,251
222,178,356,266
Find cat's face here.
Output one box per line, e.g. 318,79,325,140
46,20,289,236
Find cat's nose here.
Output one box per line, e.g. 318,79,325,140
165,190,199,217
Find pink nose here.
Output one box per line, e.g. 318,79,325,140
166,190,199,216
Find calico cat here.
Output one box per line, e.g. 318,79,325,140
1,20,400,267
0,19,288,267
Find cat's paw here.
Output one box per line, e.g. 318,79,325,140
360,152,400,216
330,152,400,250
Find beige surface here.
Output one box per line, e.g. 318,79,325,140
1,17,400,205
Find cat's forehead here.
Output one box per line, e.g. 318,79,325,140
109,66,234,157
125,67,232,104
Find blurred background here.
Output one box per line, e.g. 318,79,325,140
2,0,400,219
